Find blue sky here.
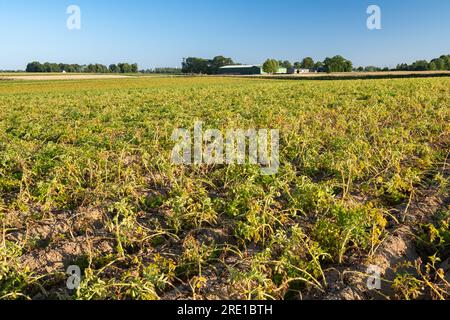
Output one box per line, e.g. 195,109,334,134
1,0,449,69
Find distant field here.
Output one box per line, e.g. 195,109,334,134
0,76,448,300
0,74,188,81
2,71,449,82
0,72,97,77
244,70,450,80
0,73,133,81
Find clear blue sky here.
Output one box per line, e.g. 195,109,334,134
1,0,449,69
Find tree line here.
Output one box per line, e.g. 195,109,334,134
262,55,353,73
355,66,390,72
264,55,450,73
354,55,450,72
25,61,139,73
395,55,450,71
140,67,183,74
181,56,235,74
181,55,354,74
23,54,449,75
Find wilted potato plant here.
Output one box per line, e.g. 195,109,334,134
0,76,448,300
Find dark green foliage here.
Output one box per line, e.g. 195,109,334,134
26,61,139,73
323,55,353,73
262,59,280,74
396,54,450,71
181,56,234,74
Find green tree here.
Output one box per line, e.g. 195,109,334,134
210,56,234,74
396,63,409,71
85,64,108,73
431,58,444,70
323,55,353,73
364,66,381,72
280,60,293,69
314,61,324,71
411,60,429,71
263,59,279,74
151,68,182,74
42,62,60,72
26,61,44,72
429,61,437,71
440,55,450,70
118,63,133,73
182,57,210,74
301,57,314,69
181,56,236,74
109,64,119,73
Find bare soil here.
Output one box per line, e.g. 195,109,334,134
320,170,450,300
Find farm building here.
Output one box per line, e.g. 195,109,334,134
218,65,263,75
218,65,287,75
287,67,311,74
275,67,288,74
